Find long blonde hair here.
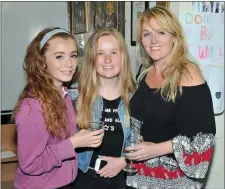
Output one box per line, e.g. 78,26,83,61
76,27,136,129
136,6,197,102
12,27,77,139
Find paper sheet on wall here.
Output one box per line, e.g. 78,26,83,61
179,12,224,64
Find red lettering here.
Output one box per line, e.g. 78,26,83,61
199,45,208,59
200,26,207,41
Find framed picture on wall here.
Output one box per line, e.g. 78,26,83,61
131,2,149,46
156,1,170,9
89,1,125,36
68,2,88,34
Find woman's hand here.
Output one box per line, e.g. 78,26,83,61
96,156,127,178
125,140,173,161
69,129,104,148
125,142,158,161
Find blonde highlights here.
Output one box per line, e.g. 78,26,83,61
136,6,196,102
76,27,136,129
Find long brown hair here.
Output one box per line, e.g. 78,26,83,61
12,27,77,139
76,27,136,129
136,6,197,102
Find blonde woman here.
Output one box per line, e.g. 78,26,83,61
125,6,216,189
69,27,136,189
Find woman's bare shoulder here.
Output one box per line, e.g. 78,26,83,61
180,63,205,87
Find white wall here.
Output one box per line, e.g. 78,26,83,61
124,2,224,189
0,2,2,113
206,115,224,189
1,2,69,111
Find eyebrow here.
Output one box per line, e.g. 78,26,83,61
97,49,120,51
142,28,165,33
54,50,77,55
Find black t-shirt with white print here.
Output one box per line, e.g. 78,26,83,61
90,96,124,168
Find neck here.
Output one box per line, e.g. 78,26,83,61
54,82,64,97
153,58,169,76
99,77,121,100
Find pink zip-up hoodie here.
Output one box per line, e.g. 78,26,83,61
14,95,77,189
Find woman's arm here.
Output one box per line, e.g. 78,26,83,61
171,64,216,179
126,64,216,180
16,103,76,176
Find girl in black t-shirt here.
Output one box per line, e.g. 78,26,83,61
71,27,136,189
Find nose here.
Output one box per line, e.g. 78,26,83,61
151,34,157,43
65,58,72,67
104,54,112,63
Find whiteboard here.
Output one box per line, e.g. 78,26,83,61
1,2,69,111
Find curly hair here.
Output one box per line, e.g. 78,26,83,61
12,27,77,139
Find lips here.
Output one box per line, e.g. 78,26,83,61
151,46,161,51
102,65,114,70
61,71,73,76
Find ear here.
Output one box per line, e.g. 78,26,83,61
173,38,176,44
172,37,176,47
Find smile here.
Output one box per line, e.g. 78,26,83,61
102,66,114,70
151,47,161,51
61,71,73,76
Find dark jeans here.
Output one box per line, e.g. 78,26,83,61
73,168,127,189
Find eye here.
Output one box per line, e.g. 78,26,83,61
56,55,63,59
143,33,149,37
71,54,78,59
112,51,118,55
159,31,166,35
97,52,103,56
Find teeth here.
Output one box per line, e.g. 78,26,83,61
151,47,161,50
102,66,113,69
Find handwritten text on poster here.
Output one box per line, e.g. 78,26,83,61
179,12,224,64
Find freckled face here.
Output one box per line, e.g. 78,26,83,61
141,18,175,64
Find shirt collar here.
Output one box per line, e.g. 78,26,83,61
62,86,68,98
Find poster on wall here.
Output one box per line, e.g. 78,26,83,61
192,1,224,13
131,2,148,46
179,2,224,65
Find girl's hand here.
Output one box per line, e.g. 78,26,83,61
69,129,104,148
96,156,126,178
125,142,158,161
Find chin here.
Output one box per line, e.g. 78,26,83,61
61,77,73,83
104,75,119,80
150,56,162,61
